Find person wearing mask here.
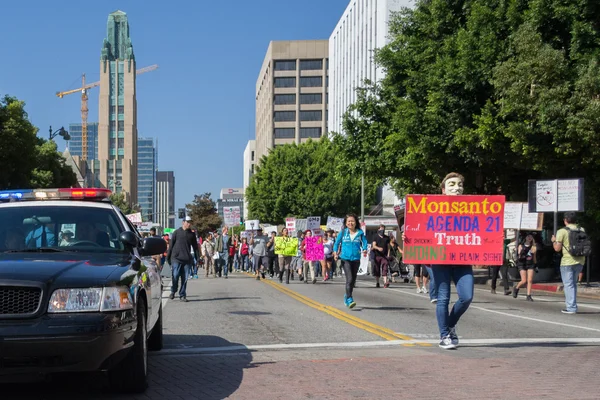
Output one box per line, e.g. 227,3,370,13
250,228,269,280
214,226,232,278
333,213,368,308
372,224,391,288
427,172,474,349
167,217,199,302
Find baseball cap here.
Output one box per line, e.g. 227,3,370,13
184,216,193,222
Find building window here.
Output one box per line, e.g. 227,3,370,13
274,128,295,139
118,121,124,131
300,93,322,104
274,111,296,122
118,105,124,114
274,77,296,88
118,138,124,148
300,76,322,87
274,94,296,105
300,60,323,70
274,60,296,71
251,151,254,161
300,111,322,121
300,127,322,138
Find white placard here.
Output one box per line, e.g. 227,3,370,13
263,226,278,235
223,206,241,226
285,217,296,231
307,216,321,230
558,179,582,212
503,202,524,230
535,180,558,212
245,219,260,231
295,219,307,233
326,216,344,231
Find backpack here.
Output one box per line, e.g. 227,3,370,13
564,227,592,257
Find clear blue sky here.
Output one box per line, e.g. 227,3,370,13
0,0,349,212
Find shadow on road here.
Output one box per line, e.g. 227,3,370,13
0,335,252,400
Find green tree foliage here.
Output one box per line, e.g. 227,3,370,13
0,96,39,188
0,95,77,189
110,193,140,216
334,0,600,232
186,193,222,237
245,139,379,224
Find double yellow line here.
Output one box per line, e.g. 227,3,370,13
252,273,429,346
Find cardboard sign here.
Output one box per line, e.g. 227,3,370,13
304,236,324,261
245,220,260,231
295,219,307,233
274,237,298,256
403,194,505,266
528,178,584,213
504,202,543,231
285,218,296,231
326,216,344,231
223,206,241,226
307,216,321,230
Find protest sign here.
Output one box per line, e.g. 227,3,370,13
274,237,298,256
402,195,505,266
295,219,307,233
285,218,296,232
223,206,241,226
304,236,324,261
245,220,260,231
307,216,321,230
326,216,344,231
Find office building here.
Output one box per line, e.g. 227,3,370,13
97,10,139,203
216,188,244,224
67,123,99,161
328,0,410,134
156,171,175,229
242,140,255,220
137,138,156,222
255,40,329,162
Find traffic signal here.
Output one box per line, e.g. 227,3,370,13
178,208,185,219
240,218,244,226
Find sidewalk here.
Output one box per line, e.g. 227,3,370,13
473,268,600,299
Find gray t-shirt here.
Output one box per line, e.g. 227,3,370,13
252,235,268,257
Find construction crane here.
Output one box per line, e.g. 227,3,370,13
56,64,159,161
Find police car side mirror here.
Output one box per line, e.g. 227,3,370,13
141,237,167,257
119,231,139,248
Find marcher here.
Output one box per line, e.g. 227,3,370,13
428,172,474,349
333,213,368,309
490,230,514,296
250,228,269,280
202,232,216,277
267,231,278,278
372,224,391,288
300,230,317,284
276,228,294,284
214,227,232,278
167,216,199,302
552,212,589,314
513,233,537,301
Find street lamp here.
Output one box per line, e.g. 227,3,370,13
49,126,71,141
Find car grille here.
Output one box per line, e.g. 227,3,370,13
0,286,42,315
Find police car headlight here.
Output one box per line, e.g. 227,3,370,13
48,287,133,313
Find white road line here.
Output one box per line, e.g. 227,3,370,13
469,305,600,333
161,280,172,308
473,287,600,310
363,283,600,333
154,337,600,356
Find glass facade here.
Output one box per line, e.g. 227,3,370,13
67,123,99,161
138,138,156,222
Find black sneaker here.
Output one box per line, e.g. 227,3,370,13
180,297,188,302
169,293,175,300
561,309,576,314
439,335,456,350
526,295,534,302
512,288,519,298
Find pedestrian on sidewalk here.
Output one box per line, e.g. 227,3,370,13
167,216,199,302
429,172,474,350
513,233,537,301
552,212,590,314
333,213,368,309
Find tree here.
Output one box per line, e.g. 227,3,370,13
245,138,379,224
0,95,39,189
334,0,600,235
0,95,78,190
186,193,222,237
110,193,140,215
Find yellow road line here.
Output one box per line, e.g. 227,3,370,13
252,274,429,346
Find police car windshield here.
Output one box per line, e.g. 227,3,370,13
0,206,127,253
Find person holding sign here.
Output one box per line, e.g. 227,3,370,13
333,213,368,309
275,228,297,284
429,173,474,350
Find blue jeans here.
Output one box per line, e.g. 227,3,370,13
171,262,192,298
561,264,583,312
431,266,474,338
426,266,437,300
218,252,229,276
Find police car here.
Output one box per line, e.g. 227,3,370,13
0,188,166,393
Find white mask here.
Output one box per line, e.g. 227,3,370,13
444,177,464,196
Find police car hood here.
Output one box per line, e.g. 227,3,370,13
0,253,129,285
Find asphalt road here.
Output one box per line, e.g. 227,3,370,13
4,270,600,399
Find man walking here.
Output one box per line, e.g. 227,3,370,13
552,212,590,314
167,216,199,302
215,226,232,278
372,224,391,288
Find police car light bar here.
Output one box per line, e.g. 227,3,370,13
0,188,112,201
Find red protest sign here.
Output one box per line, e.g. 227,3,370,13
402,195,505,266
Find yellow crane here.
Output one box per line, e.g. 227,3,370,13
56,64,159,161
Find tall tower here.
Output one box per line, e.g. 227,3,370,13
98,10,138,203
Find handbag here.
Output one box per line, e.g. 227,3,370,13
212,252,220,260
